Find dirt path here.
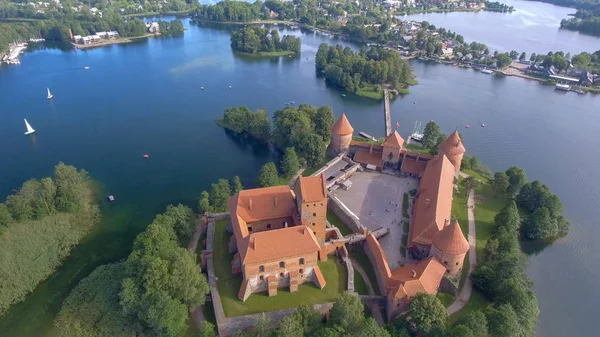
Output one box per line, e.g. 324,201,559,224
447,174,477,315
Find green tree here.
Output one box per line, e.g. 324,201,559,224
248,313,273,337
572,52,591,67
194,322,217,337
278,314,303,337
314,105,335,142
529,52,537,62
282,147,301,178
54,162,88,213
519,52,527,61
409,293,448,334
491,172,509,196
329,292,365,332
295,304,322,335
522,207,558,240
198,191,212,214
493,200,521,234
486,305,521,337
505,166,527,196
258,162,279,187
157,204,195,246
210,179,232,212
446,324,475,337
299,134,326,166
455,311,488,337
357,317,391,337
422,121,441,149
0,203,12,227
233,176,244,193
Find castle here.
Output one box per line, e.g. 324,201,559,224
226,113,469,321
329,114,469,320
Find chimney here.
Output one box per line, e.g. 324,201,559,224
303,226,307,235
369,143,374,154
284,221,288,228
411,270,416,278
274,195,279,207
248,197,253,211
253,237,257,250
425,198,431,207
444,218,450,227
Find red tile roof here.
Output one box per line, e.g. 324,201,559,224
409,154,456,247
298,175,327,203
432,220,469,255
388,257,446,298
401,157,428,176
439,131,465,156
353,149,383,168
243,226,320,264
383,131,405,149
331,113,354,135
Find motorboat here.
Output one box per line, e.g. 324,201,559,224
108,195,115,201
143,154,150,158
465,125,470,129
481,69,494,74
481,123,486,127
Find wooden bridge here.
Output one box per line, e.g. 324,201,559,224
383,89,392,136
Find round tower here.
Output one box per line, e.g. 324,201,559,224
438,131,466,173
430,220,469,276
327,113,354,157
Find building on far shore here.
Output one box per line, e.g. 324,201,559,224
330,114,470,321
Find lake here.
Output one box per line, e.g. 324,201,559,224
401,0,600,54
1,15,600,337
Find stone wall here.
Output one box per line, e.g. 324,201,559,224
363,237,389,301
311,154,345,177
212,212,230,221
327,193,366,234
439,276,459,296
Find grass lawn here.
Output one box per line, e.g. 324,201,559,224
450,290,490,323
213,220,346,317
470,179,508,257
452,177,470,235
356,84,384,100
437,292,455,308
404,143,431,155
302,161,328,177
327,209,354,236
348,244,381,295
353,269,369,295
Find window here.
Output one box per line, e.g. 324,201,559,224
299,258,305,265
321,203,323,206
267,224,271,229
259,265,265,272
299,269,304,274
313,231,316,235
455,262,459,266
446,270,450,273
306,204,309,208
248,226,253,232
279,261,285,268
444,261,448,265
313,213,316,216
260,275,264,280
280,272,284,277
312,223,315,226
313,204,316,206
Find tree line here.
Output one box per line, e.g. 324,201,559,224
217,104,335,167
54,204,210,337
157,19,185,36
0,163,100,315
230,26,301,54
315,43,412,95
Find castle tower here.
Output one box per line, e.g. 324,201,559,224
295,174,328,246
382,130,405,167
438,131,466,173
430,220,469,276
327,113,354,157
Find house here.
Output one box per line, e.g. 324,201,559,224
147,22,160,34
580,72,594,86
542,65,557,78
442,47,453,57
228,175,332,301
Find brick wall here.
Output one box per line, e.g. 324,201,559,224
327,193,365,234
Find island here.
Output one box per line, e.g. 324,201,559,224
230,26,301,57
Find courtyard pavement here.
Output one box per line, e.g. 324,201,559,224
333,171,418,269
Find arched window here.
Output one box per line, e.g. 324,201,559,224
279,261,285,268
267,224,271,229
259,265,265,272
313,213,316,216
455,262,459,265
280,272,284,277
260,275,264,280
444,261,448,265
299,269,304,274
299,258,305,265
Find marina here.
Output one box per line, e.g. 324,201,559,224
1,43,27,65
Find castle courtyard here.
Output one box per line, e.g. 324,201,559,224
332,171,418,269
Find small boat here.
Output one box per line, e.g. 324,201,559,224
465,125,470,129
290,101,295,104
47,88,53,100
143,154,150,158
481,123,486,127
228,85,232,89
413,101,416,104
200,86,204,90
108,195,115,201
481,69,494,74
341,93,346,97
84,66,89,70
24,119,35,135
284,102,289,105
396,121,400,128
555,83,570,91
573,89,585,94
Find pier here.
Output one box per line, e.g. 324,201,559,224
383,89,392,136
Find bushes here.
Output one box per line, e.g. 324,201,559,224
0,163,99,315
402,192,409,218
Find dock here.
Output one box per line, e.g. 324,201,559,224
383,89,392,136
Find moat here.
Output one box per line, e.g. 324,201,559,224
1,13,600,337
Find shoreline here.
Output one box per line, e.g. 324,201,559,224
70,34,157,49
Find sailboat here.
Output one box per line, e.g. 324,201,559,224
24,119,35,135
47,88,53,100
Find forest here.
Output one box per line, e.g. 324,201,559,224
0,163,99,315
230,26,301,55
315,43,412,98
217,104,334,167
54,204,210,337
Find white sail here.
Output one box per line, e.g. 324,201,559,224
24,119,35,135
47,87,53,99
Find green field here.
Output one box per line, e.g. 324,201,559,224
327,209,354,236
404,143,431,155
213,220,346,317
355,85,384,99
348,244,381,295
353,269,369,295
